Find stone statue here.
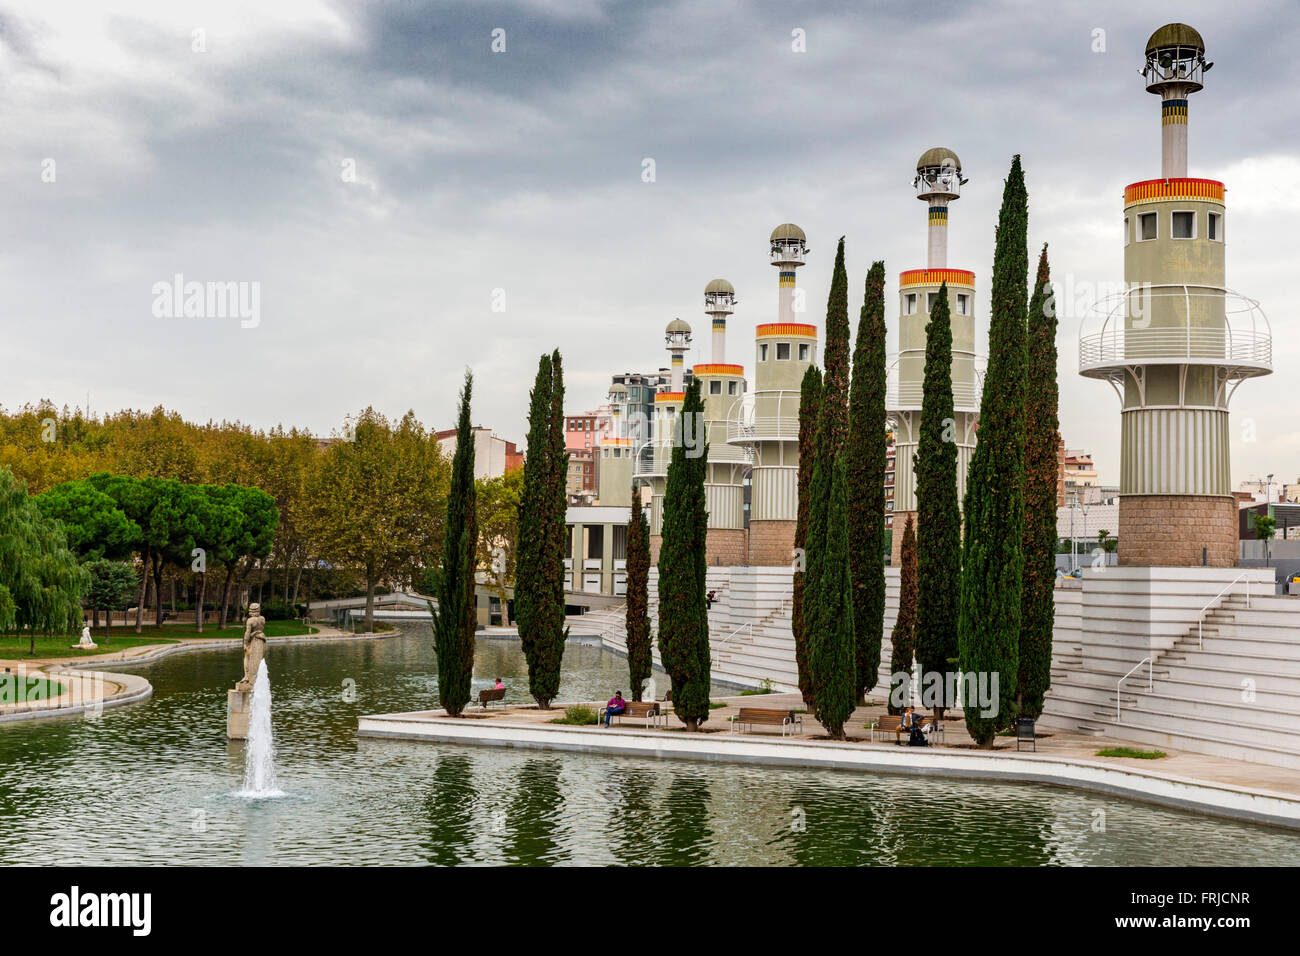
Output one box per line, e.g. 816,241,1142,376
235,603,267,691
77,622,97,649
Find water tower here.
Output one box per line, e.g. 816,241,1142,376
1079,24,1271,566
887,148,980,561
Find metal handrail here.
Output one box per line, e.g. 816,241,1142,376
1198,572,1252,649
1078,328,1272,368
713,622,752,651
1116,657,1152,720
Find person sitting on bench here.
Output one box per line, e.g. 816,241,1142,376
902,706,930,745
494,677,505,690
604,691,627,727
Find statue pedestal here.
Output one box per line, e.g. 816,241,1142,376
228,688,251,739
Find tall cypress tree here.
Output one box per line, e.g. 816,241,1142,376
792,364,822,707
1020,245,1058,718
916,283,962,711
888,514,918,715
657,379,710,730
812,454,856,739
848,259,887,703
515,352,570,709
625,488,652,701
959,156,1029,746
430,370,478,717
806,238,855,734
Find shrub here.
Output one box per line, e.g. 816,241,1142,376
549,705,598,725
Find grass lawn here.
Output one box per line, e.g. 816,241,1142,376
0,620,316,658
0,674,64,703
1096,746,1168,760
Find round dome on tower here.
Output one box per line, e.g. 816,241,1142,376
704,278,735,295
770,223,806,243
917,147,961,172
665,317,692,335
608,382,627,396
1146,22,1204,55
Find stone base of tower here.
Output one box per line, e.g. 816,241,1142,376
649,535,662,566
705,528,748,567
747,520,796,567
890,511,917,565
1118,495,1237,568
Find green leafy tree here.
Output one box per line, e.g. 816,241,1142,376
888,515,918,715
848,259,887,702
430,371,479,717
1020,245,1059,718
0,468,88,653
657,379,710,730
35,479,140,561
625,489,652,701
959,155,1030,747
299,408,447,632
475,467,525,611
213,484,278,629
792,364,822,707
84,558,140,644
515,351,570,709
1254,514,1276,566
916,283,962,710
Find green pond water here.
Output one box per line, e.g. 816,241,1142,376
2,624,1299,866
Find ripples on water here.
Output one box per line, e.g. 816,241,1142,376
2,624,1299,866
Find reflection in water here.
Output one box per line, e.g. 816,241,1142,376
1,624,1298,866
504,760,566,866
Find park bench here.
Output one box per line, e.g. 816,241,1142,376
1015,717,1036,752
474,687,507,709
600,700,666,729
729,707,803,736
869,714,945,745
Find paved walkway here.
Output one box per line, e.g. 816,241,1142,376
410,690,1300,802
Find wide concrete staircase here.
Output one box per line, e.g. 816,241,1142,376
1043,570,1300,770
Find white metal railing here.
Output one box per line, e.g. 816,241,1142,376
1115,657,1152,720
726,416,799,443
886,381,981,409
713,622,752,652
1197,572,1253,649
1079,328,1272,370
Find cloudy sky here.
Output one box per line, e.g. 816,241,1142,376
2,0,1296,487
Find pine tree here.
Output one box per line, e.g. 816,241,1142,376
625,489,652,701
959,156,1029,746
430,370,478,717
812,455,856,738
916,283,962,711
657,379,711,730
1020,245,1058,718
888,514,918,715
820,237,851,454
792,364,822,707
848,259,887,703
535,350,571,708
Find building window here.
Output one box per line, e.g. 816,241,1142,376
1123,216,1130,246
776,342,791,360
904,293,917,314
709,380,722,394
727,381,738,395
759,343,769,362
1208,212,1222,241
1138,211,1157,241
927,292,938,313
1171,210,1195,239
956,293,970,315
798,343,810,361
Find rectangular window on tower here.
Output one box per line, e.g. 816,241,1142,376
904,293,917,314
759,343,769,362
927,292,938,313
1208,212,1222,241
776,343,791,360
1172,210,1195,239
956,293,970,315
798,343,810,361
727,381,738,395
1138,212,1157,241
709,380,722,395
1123,216,1130,245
